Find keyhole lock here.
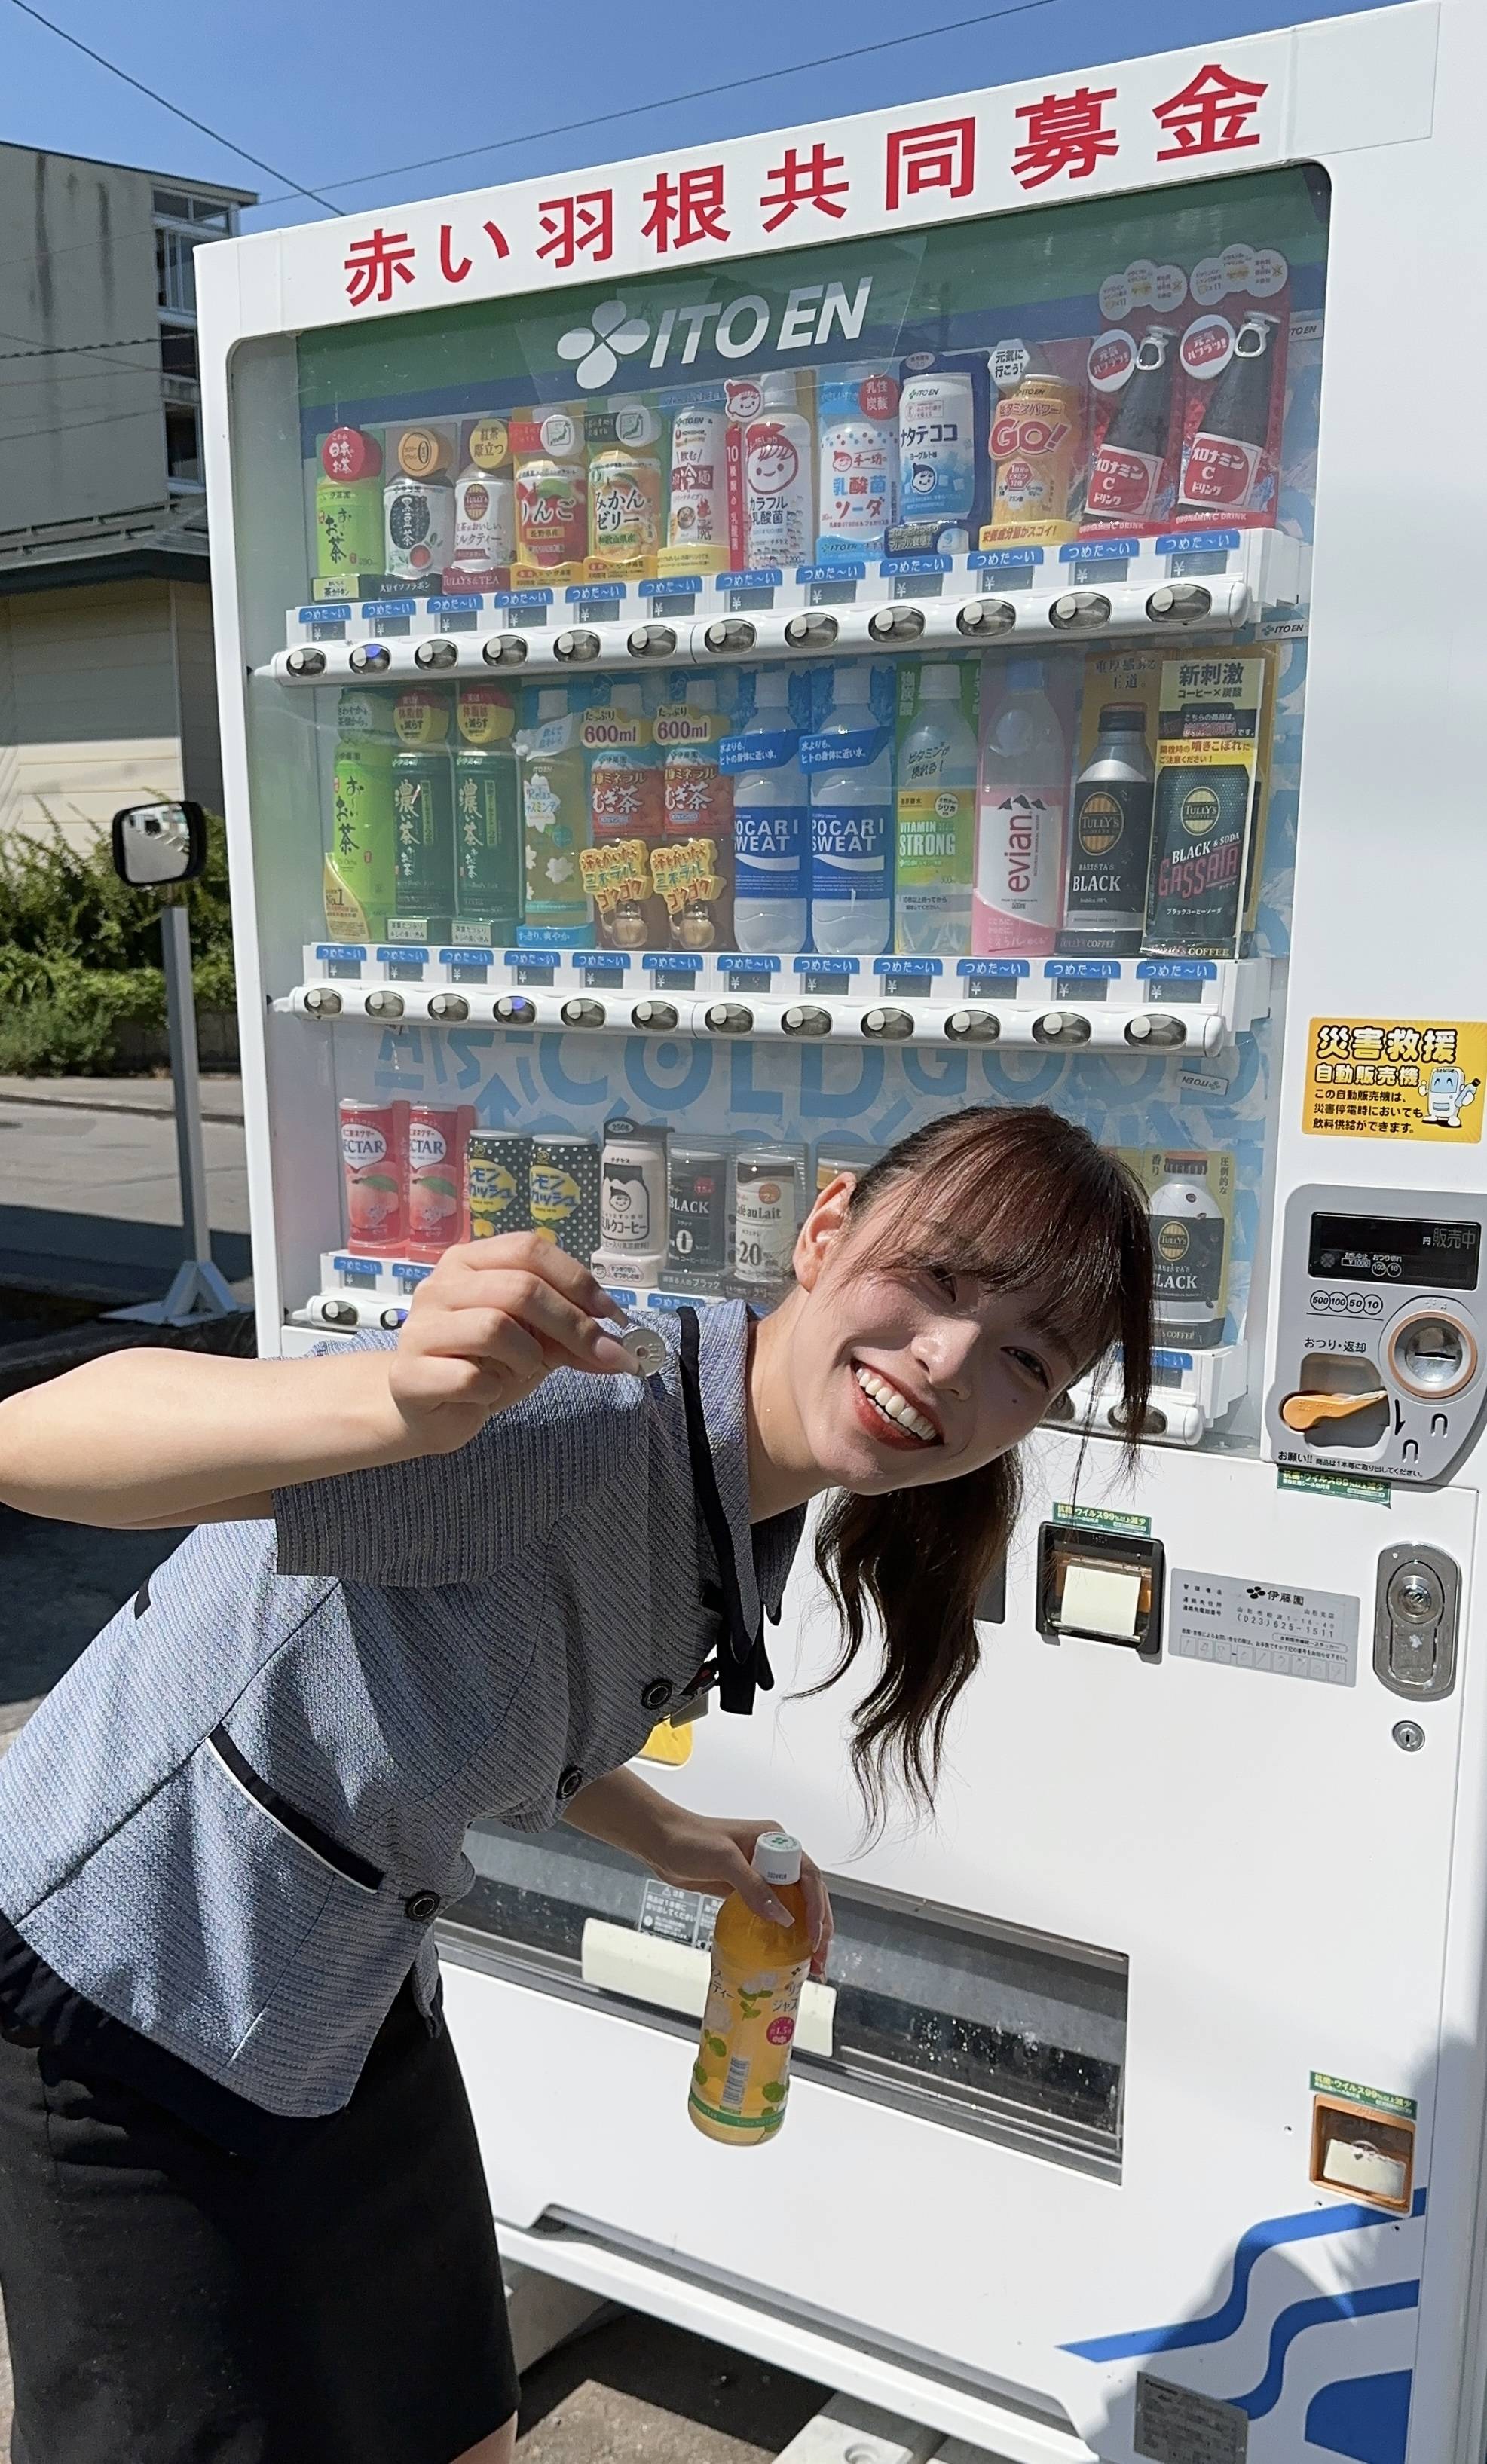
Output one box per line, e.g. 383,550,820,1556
1373,1544,1460,1701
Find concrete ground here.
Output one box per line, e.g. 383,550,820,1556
0,1081,833,2456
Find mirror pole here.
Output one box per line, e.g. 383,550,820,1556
162,900,213,1267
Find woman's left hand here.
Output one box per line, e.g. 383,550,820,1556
653,1810,834,1980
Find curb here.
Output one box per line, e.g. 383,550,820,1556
0,1088,245,1127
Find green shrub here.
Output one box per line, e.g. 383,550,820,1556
0,817,236,1075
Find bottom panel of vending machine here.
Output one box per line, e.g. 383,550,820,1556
442,1441,1483,2464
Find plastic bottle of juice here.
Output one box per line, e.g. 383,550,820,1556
688,1832,813,2147
895,661,977,955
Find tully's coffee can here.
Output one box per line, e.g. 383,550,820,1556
466,1133,531,1240
733,1148,801,1290
667,1140,730,1280
530,1133,601,1261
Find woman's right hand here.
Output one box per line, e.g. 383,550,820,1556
387,1235,638,1454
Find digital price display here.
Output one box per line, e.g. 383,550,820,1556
1308,1213,1481,1292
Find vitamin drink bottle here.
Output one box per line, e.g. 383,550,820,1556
727,669,808,955
894,662,976,955
988,371,1082,538
666,396,730,570
897,368,977,546
806,665,895,958
742,374,814,570
340,1098,408,1255
453,685,521,938
973,659,1068,958
1085,327,1176,524
521,688,589,929
390,689,456,922
1058,702,1155,958
326,689,396,940
406,1107,473,1258
316,427,384,582
1180,315,1280,513
815,366,899,561
450,416,515,582
661,677,733,949
689,1832,814,2147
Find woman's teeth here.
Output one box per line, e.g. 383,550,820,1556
853,1365,939,1444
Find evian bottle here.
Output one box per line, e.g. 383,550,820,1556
973,659,1069,958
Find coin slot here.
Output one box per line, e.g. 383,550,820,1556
1036,1524,1164,1662
1388,1309,1477,1402
1310,2094,1414,2215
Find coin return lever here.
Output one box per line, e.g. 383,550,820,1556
1036,1524,1164,1662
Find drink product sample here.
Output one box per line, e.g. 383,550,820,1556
595,1117,667,1280
589,683,666,947
384,428,454,582
1085,327,1177,526
587,436,664,579
805,665,895,959
986,369,1082,544
1143,656,1267,958
1180,314,1281,515
726,669,809,954
973,659,1068,958
522,688,589,931
530,1133,601,1258
657,677,733,949
742,374,814,570
453,684,521,936
316,427,384,582
895,662,977,956
895,362,981,551
666,1139,730,1284
733,1148,802,1291
449,417,515,582
390,687,456,922
407,1105,473,1258
467,1132,532,1240
815,366,899,561
326,688,396,940
688,1830,813,2146
1120,1148,1235,1349
1058,702,1155,958
663,393,730,573
814,1139,874,1193
340,1098,408,1255
512,416,588,573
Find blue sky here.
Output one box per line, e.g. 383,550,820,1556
1,0,1396,231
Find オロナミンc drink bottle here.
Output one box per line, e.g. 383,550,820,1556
689,1832,813,2147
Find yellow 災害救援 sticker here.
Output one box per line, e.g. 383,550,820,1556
1303,1018,1486,1143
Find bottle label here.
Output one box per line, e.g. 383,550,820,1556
734,803,806,901
1180,432,1265,510
800,725,890,773
721,729,797,772
1146,764,1249,952
601,1155,659,1250
733,1168,800,1285
1087,443,1165,521
898,377,976,522
1063,779,1152,923
690,1957,809,2132
668,1160,727,1273
895,784,974,891
1153,1213,1227,1317
812,801,893,903
973,792,1063,951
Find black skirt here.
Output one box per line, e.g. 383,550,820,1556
0,1979,519,2464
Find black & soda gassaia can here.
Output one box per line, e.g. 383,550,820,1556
1143,665,1258,958
466,1133,531,1239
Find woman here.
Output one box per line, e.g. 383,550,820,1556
0,1103,1152,2464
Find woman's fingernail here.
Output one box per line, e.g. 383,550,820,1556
764,1897,791,1925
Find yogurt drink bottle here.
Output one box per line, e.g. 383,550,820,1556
816,366,899,561
742,374,814,570
727,669,809,954
895,662,977,955
897,368,977,549
807,665,894,958
974,659,1069,957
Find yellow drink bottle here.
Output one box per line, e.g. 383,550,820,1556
688,1832,812,2147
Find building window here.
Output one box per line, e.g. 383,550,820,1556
156,227,198,317
159,325,199,383
165,404,203,488
152,188,231,231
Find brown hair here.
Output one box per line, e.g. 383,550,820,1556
811,1105,1154,1827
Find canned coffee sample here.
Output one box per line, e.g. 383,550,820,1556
733,1148,802,1292
666,1140,730,1285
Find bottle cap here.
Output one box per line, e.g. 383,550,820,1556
321,425,381,482
1099,702,1148,732
1003,657,1047,690
396,426,451,479
759,371,799,411
919,662,962,701
751,1830,802,1887
393,686,452,747
466,416,510,471
537,687,568,722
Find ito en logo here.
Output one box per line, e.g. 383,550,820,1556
1079,791,1124,856
557,301,650,390
1181,785,1222,837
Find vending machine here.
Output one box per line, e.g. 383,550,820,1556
198,5,1487,2455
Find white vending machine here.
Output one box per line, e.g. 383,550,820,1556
199,6,1487,2455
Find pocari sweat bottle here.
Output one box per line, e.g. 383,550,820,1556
726,668,808,954
806,665,895,958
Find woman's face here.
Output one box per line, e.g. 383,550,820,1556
783,1178,1079,1494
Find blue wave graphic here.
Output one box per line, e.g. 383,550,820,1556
1061,2189,1426,2363
1228,2279,1420,2420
